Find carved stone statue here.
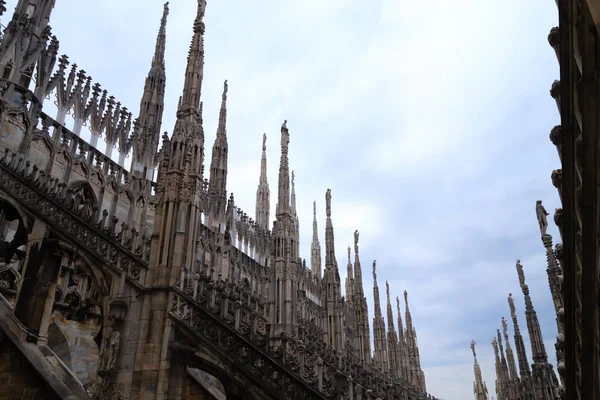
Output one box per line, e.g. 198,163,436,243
471,340,476,358
372,260,377,278
516,260,525,288
281,120,289,147
222,80,228,98
536,200,549,236
262,133,267,150
354,230,359,247
325,189,331,217
508,293,516,316
101,330,121,371
502,317,508,337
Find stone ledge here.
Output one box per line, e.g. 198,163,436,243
0,294,89,400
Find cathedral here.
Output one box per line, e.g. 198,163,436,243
0,1,437,399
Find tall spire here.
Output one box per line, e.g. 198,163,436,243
153,2,169,67
508,293,532,380
386,281,401,379
324,188,337,270
405,291,426,391
516,260,548,363
352,230,370,364
472,340,490,400
372,261,388,371
131,2,170,179
345,246,354,302
321,189,343,350
496,328,510,389
207,80,229,231
276,120,291,216
178,0,207,115
397,296,409,382
255,133,270,231
492,336,504,400
516,260,560,399
310,201,322,278
502,317,519,382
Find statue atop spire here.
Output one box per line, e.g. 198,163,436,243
516,260,526,288
536,200,549,237
508,293,516,316
354,230,359,254
281,119,289,147
326,189,332,218
373,260,377,280
471,340,477,358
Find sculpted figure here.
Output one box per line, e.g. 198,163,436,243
281,120,289,147
502,317,508,337
516,260,525,287
101,330,121,371
262,133,267,150
372,260,377,278
325,189,332,217
536,200,549,236
354,230,359,247
471,340,476,358
508,293,516,316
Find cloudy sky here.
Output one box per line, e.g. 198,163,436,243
2,0,562,398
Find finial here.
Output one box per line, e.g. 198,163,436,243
326,189,332,217
386,281,390,298
502,317,508,336
292,171,295,186
347,246,351,260
313,201,316,218
471,340,476,358
396,295,400,309
262,133,267,151
354,230,359,253
404,290,408,303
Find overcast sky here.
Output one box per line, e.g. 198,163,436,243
3,0,562,398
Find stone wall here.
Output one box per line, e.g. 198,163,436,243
184,374,219,400
0,338,61,400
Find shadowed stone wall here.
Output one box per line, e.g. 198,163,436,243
0,339,61,400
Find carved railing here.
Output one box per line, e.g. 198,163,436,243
0,148,150,283
170,274,437,400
